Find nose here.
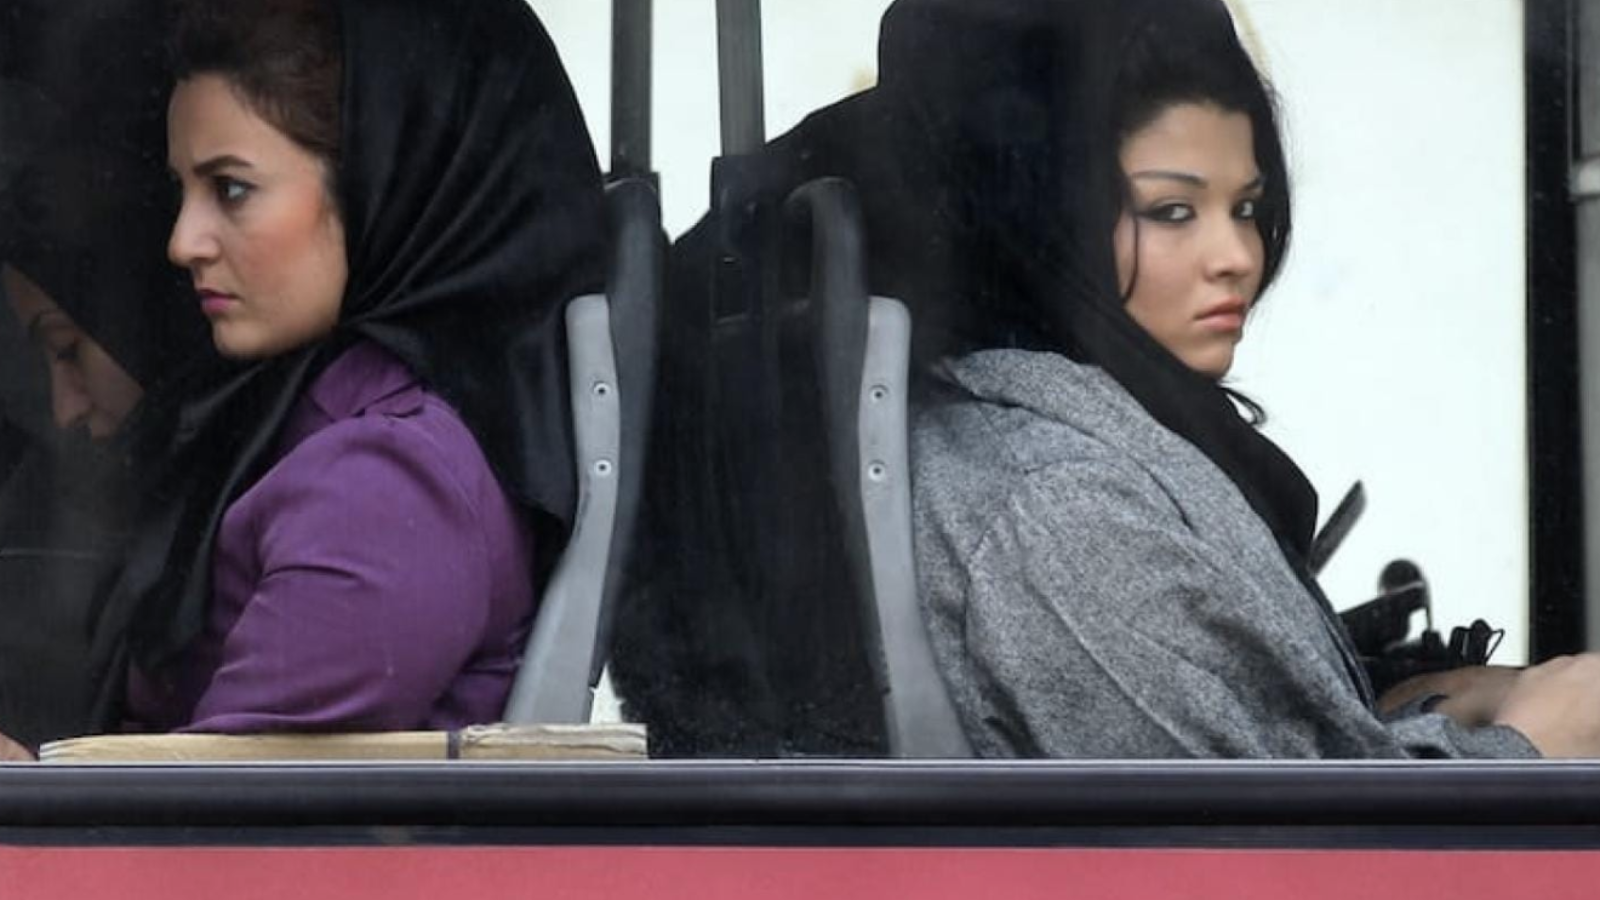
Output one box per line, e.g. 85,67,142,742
1204,218,1261,283
48,362,92,431
167,192,218,270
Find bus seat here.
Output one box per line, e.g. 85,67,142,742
503,177,663,725
783,178,971,758
609,152,969,757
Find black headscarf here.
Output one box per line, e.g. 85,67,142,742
92,0,605,687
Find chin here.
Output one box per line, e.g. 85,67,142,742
1195,335,1243,380
213,324,327,361
1187,352,1234,381
210,328,263,361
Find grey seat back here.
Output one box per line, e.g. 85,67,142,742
785,178,971,757
857,297,971,757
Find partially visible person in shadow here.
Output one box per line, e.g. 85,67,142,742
0,24,207,752
56,0,606,742
0,252,180,751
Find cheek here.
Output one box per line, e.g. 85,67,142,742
225,220,285,292
1127,231,1187,302
1112,215,1136,297
1119,231,1193,345
304,213,349,324
238,196,347,320
82,348,144,421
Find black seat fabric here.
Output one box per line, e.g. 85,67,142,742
610,149,892,757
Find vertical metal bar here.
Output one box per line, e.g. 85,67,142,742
611,0,653,179
1529,0,1585,661
1577,0,1600,650
1581,0,1600,149
715,0,765,155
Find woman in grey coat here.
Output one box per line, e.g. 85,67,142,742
896,0,1600,758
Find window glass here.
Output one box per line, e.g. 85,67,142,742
0,0,1574,764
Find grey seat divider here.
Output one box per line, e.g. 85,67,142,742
786,178,971,757
502,293,620,725
858,296,972,758
504,179,662,725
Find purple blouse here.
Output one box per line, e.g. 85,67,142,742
125,342,536,733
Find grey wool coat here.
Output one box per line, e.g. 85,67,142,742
911,349,1537,759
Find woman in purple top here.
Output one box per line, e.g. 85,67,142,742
53,0,605,737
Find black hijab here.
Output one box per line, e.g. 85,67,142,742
93,0,606,686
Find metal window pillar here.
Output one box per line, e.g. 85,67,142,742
1579,0,1600,649
611,0,653,180
716,0,765,155
1530,0,1584,660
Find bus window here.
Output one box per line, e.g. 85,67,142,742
0,0,1587,764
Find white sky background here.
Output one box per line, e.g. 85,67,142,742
531,0,1532,661
1230,0,1528,661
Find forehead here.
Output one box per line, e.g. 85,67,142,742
1119,103,1259,183
166,74,299,166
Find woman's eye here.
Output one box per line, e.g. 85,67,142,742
1138,202,1194,224
51,342,80,364
215,176,253,205
1235,197,1261,220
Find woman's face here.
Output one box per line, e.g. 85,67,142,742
3,265,144,439
167,74,347,360
1113,102,1265,380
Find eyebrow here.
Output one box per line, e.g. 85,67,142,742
190,154,256,178
1129,170,1266,192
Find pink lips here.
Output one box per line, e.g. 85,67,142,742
197,289,237,317
1196,298,1247,333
